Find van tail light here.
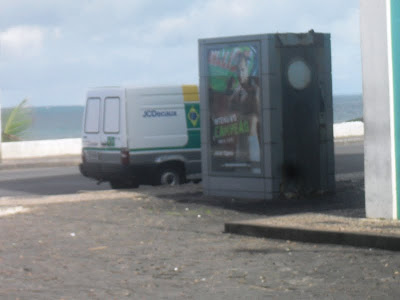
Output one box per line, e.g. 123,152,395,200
82,151,86,163
121,148,130,166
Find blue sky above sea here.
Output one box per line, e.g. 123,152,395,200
0,0,360,108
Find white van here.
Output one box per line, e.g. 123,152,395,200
79,85,201,188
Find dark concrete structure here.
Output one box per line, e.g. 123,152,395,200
199,32,335,199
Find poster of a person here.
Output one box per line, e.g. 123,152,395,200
208,45,262,174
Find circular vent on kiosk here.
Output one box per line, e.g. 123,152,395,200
287,59,312,90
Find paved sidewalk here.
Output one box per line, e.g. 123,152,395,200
225,213,400,251
0,155,81,170
223,177,400,251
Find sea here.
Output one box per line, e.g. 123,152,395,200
1,94,363,141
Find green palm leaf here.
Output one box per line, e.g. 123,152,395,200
2,99,32,142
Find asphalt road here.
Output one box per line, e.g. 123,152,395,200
0,166,109,197
0,141,364,198
334,140,364,175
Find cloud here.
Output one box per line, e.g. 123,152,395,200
0,26,45,58
131,0,359,46
142,0,362,93
0,25,62,60
0,0,361,107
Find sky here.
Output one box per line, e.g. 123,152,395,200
0,0,361,107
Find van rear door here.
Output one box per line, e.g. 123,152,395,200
101,96,125,149
82,88,126,164
82,97,102,160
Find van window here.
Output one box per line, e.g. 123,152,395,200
104,97,120,133
85,98,100,133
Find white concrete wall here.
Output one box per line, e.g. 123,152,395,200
1,138,81,159
0,123,364,159
333,122,364,139
360,0,396,219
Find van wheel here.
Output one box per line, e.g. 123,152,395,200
110,180,139,189
157,168,182,186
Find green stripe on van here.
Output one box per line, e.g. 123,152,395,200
186,129,201,148
83,147,120,151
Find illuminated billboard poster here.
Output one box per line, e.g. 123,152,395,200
207,44,262,175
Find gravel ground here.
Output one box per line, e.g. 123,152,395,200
1,180,400,299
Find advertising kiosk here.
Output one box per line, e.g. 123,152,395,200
199,31,335,199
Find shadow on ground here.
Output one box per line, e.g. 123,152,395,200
155,179,365,219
